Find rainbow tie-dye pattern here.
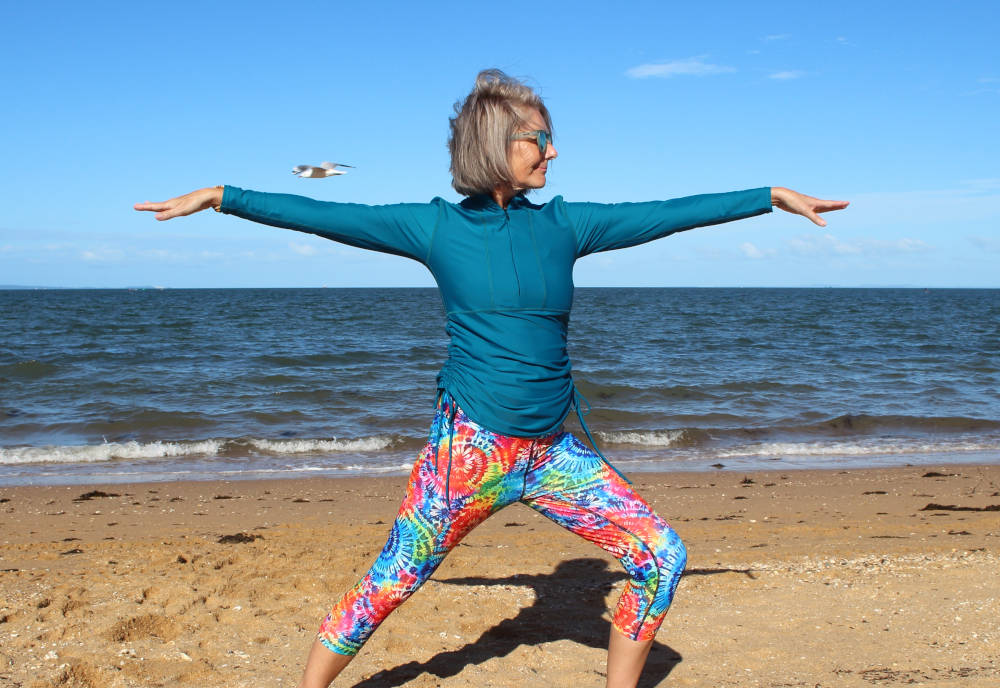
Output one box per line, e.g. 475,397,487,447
317,395,686,655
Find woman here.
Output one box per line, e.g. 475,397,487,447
136,69,847,688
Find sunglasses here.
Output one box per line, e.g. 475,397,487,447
510,129,551,154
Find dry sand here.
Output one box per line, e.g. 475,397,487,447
1,464,998,687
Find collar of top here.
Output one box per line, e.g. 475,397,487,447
461,193,535,212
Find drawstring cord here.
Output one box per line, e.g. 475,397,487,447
573,386,632,485
433,392,459,506
444,398,458,504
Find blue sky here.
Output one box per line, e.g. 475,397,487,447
1,1,997,288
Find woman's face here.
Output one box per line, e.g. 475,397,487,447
509,108,558,191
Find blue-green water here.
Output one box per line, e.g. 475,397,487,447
1,288,998,485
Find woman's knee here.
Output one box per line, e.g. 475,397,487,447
655,524,686,577
626,522,685,605
650,523,686,595
612,525,686,641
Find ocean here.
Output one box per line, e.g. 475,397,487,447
1,287,998,486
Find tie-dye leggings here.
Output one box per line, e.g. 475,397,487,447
317,394,687,656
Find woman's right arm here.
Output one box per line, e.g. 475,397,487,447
135,186,436,263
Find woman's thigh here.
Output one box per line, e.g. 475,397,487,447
520,432,685,592
346,401,534,584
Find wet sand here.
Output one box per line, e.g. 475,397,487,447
1,464,998,687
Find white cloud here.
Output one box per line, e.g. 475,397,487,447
764,34,790,41
238,249,284,262
978,77,1000,84
789,234,859,256
740,242,775,259
138,249,178,260
769,70,805,80
0,242,78,254
80,247,125,262
290,242,318,256
625,57,735,79
788,234,930,257
888,238,931,252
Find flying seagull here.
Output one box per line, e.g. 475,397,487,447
292,162,354,178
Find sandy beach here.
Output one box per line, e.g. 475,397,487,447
1,464,998,687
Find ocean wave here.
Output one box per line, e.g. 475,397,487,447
0,434,402,465
593,414,1000,449
339,462,414,473
0,359,59,380
245,436,397,454
714,438,1000,459
0,439,225,465
574,379,716,401
714,380,821,394
802,414,1000,435
598,429,701,447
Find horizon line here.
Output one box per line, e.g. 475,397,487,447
3,285,999,291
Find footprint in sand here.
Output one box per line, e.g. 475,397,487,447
105,614,180,642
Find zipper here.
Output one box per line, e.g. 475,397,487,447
502,207,521,298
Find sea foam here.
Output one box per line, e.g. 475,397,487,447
597,429,691,447
714,438,1000,459
0,435,399,465
0,440,224,465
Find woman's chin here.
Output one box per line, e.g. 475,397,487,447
514,175,548,192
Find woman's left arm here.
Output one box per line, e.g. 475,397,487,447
770,187,849,227
567,187,849,258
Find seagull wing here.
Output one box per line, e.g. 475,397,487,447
295,166,326,178
293,162,353,178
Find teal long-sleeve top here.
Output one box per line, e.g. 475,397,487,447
221,186,772,437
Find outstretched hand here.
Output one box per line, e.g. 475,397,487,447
771,187,849,227
134,186,223,221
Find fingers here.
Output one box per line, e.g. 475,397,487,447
154,208,180,221
135,199,183,221
808,199,849,225
134,200,172,212
790,200,826,226
814,199,850,213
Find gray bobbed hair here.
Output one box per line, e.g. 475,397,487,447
448,69,553,197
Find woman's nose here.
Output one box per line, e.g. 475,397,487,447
545,141,558,160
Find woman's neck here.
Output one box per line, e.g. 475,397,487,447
491,185,517,209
